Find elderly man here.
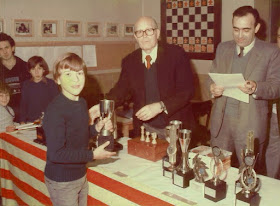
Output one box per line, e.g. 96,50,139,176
90,16,194,138
209,6,280,170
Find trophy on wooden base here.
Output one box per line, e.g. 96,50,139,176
97,99,115,151
172,129,194,188
235,131,261,206
204,146,227,202
163,124,178,178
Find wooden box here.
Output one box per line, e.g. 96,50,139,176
127,137,169,162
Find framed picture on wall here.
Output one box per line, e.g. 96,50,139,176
87,22,101,37
0,19,3,33
124,24,134,37
106,22,119,37
14,19,33,37
41,20,58,37
65,20,81,37
161,0,222,60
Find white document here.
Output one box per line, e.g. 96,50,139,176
82,45,97,67
209,73,249,103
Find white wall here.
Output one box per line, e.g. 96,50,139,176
0,0,256,75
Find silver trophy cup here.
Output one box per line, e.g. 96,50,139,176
99,99,115,136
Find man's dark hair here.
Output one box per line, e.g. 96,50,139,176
233,6,260,27
0,32,16,47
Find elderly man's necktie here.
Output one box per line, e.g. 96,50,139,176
145,55,152,69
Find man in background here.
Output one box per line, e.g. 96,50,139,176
90,16,195,138
265,25,280,179
209,6,280,171
0,32,30,122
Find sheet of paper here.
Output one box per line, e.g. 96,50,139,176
209,73,249,103
82,45,97,67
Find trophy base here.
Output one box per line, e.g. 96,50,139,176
162,155,175,178
204,179,227,202
190,179,205,195
172,169,194,188
128,137,169,162
235,191,261,206
97,135,114,152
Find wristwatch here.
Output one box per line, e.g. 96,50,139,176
160,101,168,114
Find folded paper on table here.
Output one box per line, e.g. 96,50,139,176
209,73,249,103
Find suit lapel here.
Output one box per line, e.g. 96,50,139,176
244,39,262,79
223,44,235,74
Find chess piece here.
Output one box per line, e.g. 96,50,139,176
173,129,194,188
140,126,145,141
152,132,157,145
204,146,227,202
145,131,150,143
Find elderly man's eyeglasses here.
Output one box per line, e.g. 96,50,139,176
134,28,157,38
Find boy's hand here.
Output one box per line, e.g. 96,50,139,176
93,141,116,160
6,125,16,132
95,118,113,132
89,104,100,125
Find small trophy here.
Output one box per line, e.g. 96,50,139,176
192,154,209,183
163,124,178,178
172,129,194,188
235,131,261,206
204,146,227,202
97,99,115,151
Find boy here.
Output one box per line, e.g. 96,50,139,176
0,83,16,132
43,53,116,206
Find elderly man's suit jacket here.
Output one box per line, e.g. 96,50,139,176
210,38,280,143
108,43,195,135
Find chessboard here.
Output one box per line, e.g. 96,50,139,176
161,0,221,60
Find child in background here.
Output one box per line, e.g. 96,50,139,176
43,53,116,206
0,83,16,132
19,56,59,123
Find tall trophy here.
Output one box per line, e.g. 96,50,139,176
97,99,115,151
172,129,194,188
204,146,227,202
163,124,178,178
235,131,261,206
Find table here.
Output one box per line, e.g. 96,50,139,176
1,130,280,206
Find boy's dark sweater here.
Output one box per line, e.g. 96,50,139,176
43,93,97,182
20,78,59,122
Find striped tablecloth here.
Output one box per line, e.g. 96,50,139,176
0,130,190,206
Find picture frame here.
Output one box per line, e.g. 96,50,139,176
106,22,119,37
124,24,134,37
161,0,222,60
87,22,101,37
14,19,33,37
0,19,3,33
65,20,81,37
41,20,58,37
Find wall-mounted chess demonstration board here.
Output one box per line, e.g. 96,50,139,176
161,0,221,60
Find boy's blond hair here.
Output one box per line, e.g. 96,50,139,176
53,53,87,83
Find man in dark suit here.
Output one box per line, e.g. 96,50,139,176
90,16,194,138
265,25,280,179
209,6,280,170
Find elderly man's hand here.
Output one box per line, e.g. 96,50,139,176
135,102,163,121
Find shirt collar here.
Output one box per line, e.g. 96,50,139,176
142,44,158,65
236,38,255,56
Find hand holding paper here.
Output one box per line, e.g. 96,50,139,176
209,73,249,103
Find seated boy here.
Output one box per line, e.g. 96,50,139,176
0,83,16,132
43,53,116,206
